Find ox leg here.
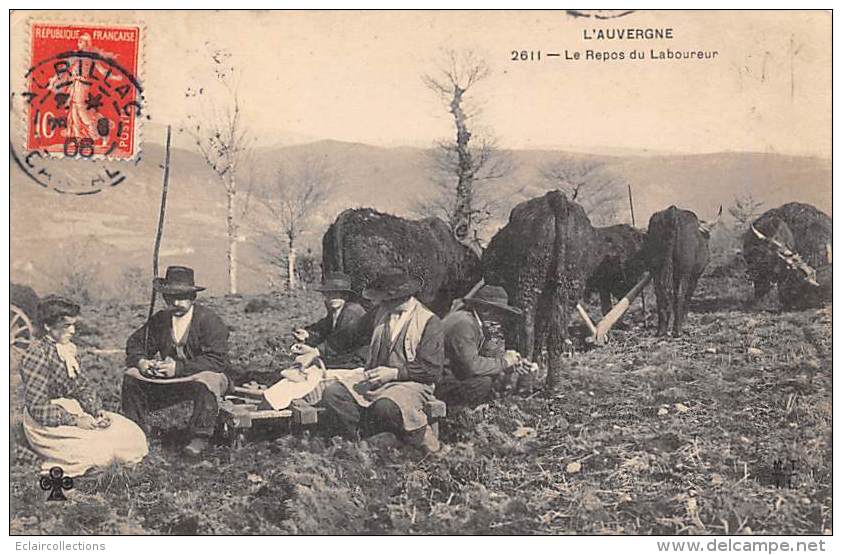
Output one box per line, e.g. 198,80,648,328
753,278,773,302
532,289,552,361
654,278,670,337
520,304,536,362
599,289,612,316
544,287,568,395
513,303,537,393
672,278,688,336
685,273,701,304
523,292,553,394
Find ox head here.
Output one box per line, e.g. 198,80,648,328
750,224,820,287
698,205,723,238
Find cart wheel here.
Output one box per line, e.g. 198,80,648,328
10,305,34,368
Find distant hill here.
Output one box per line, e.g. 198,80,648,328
11,138,831,296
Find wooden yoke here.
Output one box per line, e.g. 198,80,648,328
750,224,819,287
589,272,651,345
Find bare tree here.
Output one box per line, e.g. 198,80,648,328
182,46,251,295
255,155,334,290
540,158,624,226
417,49,512,241
728,193,764,230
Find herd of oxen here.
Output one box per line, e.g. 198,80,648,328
321,190,832,385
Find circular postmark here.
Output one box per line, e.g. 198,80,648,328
13,23,148,195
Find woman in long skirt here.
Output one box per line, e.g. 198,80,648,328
19,296,148,476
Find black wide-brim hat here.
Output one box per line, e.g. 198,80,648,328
313,272,356,294
464,285,522,316
152,265,206,295
362,267,423,302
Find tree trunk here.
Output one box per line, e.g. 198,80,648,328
450,86,474,240
227,185,238,295
287,237,297,291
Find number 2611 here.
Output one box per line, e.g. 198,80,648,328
511,50,541,61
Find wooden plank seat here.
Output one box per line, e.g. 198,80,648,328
217,384,448,448
424,398,447,439
217,385,317,448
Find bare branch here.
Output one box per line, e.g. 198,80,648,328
422,49,490,102
541,157,625,225
729,193,764,229
253,154,335,284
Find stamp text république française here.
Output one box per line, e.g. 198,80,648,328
33,25,138,42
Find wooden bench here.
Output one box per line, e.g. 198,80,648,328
217,386,319,448
424,399,447,438
218,385,447,448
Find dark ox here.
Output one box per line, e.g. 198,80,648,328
742,202,832,309
483,191,602,391
321,208,481,316
643,206,711,337
586,224,646,316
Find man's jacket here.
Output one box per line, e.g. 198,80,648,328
125,304,231,378
441,309,506,380
304,301,369,367
345,298,444,385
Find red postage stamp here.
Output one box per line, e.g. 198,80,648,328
25,22,143,159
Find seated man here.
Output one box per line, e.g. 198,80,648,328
293,272,368,368
301,267,444,452
436,285,529,407
121,266,231,457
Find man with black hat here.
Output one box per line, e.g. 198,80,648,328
302,266,444,451
121,266,231,457
293,272,368,368
436,285,530,407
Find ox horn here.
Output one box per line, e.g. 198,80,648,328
699,205,723,235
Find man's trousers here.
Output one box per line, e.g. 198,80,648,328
121,373,220,437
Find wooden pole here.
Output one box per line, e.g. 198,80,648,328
594,272,651,345
628,183,647,328
449,278,486,314
145,125,173,350
576,303,597,339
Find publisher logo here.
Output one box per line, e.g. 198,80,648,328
39,466,73,501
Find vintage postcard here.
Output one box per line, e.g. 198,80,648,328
7,9,832,543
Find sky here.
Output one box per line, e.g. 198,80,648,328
11,10,832,156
